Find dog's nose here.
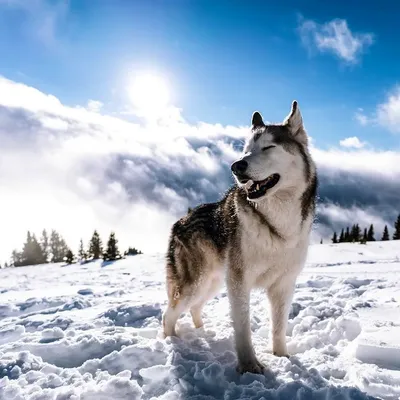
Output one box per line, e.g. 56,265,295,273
231,160,248,175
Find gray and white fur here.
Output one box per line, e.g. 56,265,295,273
162,101,317,374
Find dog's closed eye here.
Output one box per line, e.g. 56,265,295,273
262,145,275,151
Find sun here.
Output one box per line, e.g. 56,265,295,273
128,72,170,119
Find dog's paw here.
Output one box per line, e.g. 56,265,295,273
162,329,178,339
273,351,290,359
236,358,265,375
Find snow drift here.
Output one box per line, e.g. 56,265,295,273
1,242,400,399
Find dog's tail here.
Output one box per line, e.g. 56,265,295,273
165,232,186,303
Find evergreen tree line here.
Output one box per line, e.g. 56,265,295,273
331,214,400,244
76,230,142,264
11,229,69,267
8,229,142,267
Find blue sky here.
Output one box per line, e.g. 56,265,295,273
1,0,399,149
0,0,400,261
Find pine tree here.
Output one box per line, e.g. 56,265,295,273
344,227,350,242
32,234,43,264
50,230,60,262
88,230,103,260
20,231,43,266
350,225,355,242
367,224,375,241
351,224,361,243
339,229,344,243
332,232,337,243
65,249,75,264
125,247,143,256
320,238,323,244
4,262,8,268
11,249,23,267
188,207,193,213
382,225,390,241
21,231,33,266
393,214,400,240
104,232,120,261
78,239,88,262
50,230,69,263
40,229,49,263
360,228,368,244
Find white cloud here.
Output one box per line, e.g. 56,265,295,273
310,146,400,176
0,76,399,263
87,100,103,113
0,76,245,262
299,18,374,64
354,108,369,126
355,86,400,134
376,86,400,134
339,136,366,149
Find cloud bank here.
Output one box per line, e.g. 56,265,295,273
0,77,399,262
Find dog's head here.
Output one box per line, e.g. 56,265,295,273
231,100,311,201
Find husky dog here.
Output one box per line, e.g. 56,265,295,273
162,101,317,374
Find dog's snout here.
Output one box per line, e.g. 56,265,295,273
231,160,248,175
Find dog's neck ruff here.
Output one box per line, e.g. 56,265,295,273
243,184,313,241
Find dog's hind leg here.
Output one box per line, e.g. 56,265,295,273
163,297,189,337
190,304,204,329
163,268,190,337
190,274,223,329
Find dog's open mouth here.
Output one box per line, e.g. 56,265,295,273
244,174,280,199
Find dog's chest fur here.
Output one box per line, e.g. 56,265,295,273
235,194,311,289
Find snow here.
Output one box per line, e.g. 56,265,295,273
0,242,399,399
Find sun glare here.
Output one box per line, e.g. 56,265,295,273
128,72,170,119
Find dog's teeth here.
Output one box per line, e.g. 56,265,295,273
256,184,260,190
245,180,253,189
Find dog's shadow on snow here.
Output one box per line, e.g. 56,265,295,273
165,324,378,400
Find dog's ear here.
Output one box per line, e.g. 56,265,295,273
251,111,265,129
283,101,307,145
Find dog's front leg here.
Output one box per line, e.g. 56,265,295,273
227,268,264,374
267,279,296,357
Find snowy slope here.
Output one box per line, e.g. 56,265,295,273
0,241,400,399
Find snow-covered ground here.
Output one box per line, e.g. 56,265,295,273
1,241,400,399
